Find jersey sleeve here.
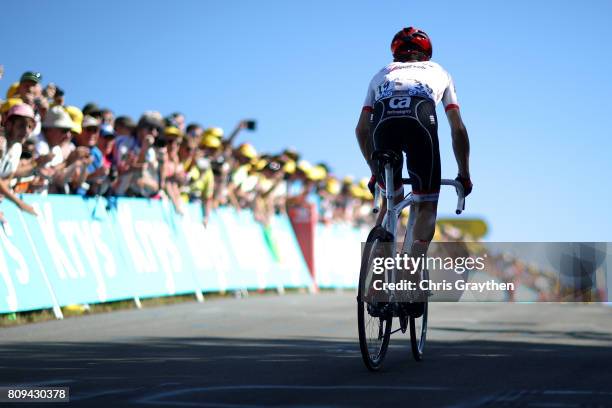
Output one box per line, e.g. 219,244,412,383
362,79,375,112
442,74,460,112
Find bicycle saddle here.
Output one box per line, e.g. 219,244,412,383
371,150,402,167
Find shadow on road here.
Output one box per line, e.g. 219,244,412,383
434,325,612,342
0,335,610,406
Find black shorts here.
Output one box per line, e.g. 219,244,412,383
370,95,441,201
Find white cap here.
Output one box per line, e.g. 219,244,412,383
42,106,74,130
82,115,101,128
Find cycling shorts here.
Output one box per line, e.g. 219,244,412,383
371,95,441,202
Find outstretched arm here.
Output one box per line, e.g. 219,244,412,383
446,108,470,178
0,179,37,216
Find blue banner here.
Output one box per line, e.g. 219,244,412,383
0,202,56,313
0,195,314,314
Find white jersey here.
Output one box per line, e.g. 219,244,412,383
363,60,459,112
0,142,22,179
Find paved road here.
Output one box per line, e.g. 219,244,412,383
1,293,611,407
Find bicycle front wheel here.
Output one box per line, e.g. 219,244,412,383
357,226,393,371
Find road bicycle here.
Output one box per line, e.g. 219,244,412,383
357,150,466,370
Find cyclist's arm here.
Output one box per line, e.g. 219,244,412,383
445,107,470,178
355,108,373,171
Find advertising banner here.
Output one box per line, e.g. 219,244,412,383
0,195,315,314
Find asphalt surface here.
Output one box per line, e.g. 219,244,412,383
0,292,611,407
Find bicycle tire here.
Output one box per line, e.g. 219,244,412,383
409,268,429,361
357,226,393,371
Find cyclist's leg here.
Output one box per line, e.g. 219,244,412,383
371,117,405,227
410,201,438,262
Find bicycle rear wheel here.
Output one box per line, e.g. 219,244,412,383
409,268,429,361
357,226,393,371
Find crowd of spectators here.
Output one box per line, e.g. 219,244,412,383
0,69,376,227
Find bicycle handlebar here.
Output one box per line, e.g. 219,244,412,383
440,179,466,215
373,178,466,215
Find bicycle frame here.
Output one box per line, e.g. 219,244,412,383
372,162,466,301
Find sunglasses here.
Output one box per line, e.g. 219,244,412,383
143,125,162,133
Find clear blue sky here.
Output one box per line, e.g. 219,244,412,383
2,0,611,241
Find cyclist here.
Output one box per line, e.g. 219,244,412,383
355,26,472,265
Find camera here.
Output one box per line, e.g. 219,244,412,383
245,120,257,131
154,137,169,148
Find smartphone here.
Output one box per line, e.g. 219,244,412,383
245,120,257,131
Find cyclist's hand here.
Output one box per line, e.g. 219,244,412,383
367,175,376,195
455,174,472,197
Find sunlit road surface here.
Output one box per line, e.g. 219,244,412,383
1,292,611,407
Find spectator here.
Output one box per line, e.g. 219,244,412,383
35,106,73,159
253,158,285,225
100,108,114,126
169,112,185,132
189,134,219,222
73,116,108,195
227,143,258,209
319,176,340,224
52,87,65,107
42,82,56,101
98,124,116,170
82,102,102,120
114,115,135,139
159,126,185,214
16,71,42,101
34,106,89,193
186,122,203,141
2,72,46,140
0,104,38,216
112,111,163,197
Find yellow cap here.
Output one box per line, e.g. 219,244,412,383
164,126,182,138
314,165,328,179
0,97,23,113
325,178,341,195
343,175,354,185
237,143,257,159
283,160,296,174
204,127,224,138
64,105,83,135
306,165,327,181
6,82,19,99
349,184,363,198
200,134,221,149
359,177,369,189
297,159,312,174
254,158,268,171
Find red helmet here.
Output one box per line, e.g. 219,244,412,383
391,27,432,61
